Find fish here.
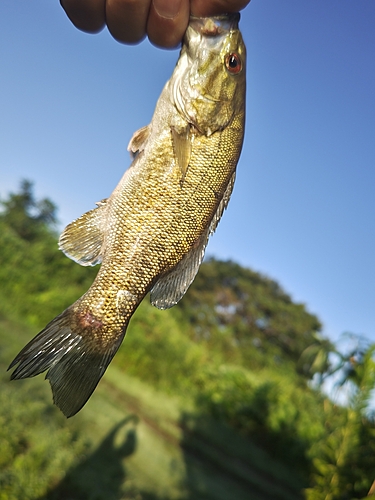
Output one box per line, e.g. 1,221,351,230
8,13,246,417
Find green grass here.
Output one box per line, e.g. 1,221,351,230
1,186,373,499
1,317,305,500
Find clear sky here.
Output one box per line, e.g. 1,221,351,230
0,1,374,344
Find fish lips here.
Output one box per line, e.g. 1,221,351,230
189,13,241,37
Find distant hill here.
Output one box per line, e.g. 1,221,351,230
177,257,321,364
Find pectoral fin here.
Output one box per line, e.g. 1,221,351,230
58,200,108,266
127,125,150,158
150,171,236,309
171,125,192,182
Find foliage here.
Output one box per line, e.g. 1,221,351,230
0,321,88,500
118,305,326,480
0,181,97,327
298,333,338,382
305,341,375,500
0,180,57,241
116,299,210,394
177,258,322,365
193,365,326,475
0,384,88,500
1,181,375,499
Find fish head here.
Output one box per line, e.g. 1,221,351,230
171,13,246,136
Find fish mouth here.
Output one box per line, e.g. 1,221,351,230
198,93,232,107
189,13,240,36
199,92,221,103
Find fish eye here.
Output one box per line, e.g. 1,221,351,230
225,53,242,74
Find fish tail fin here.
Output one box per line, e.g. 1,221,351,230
8,308,126,418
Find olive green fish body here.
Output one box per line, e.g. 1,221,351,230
9,14,246,417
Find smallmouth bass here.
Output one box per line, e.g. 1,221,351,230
9,14,246,417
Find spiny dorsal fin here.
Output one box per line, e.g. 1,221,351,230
150,171,236,309
171,124,192,182
58,200,108,266
127,125,150,158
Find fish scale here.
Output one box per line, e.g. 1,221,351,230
9,13,246,417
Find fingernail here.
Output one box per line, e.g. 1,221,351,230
153,0,183,19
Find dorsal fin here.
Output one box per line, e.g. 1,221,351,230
208,171,236,235
58,200,108,266
150,172,236,309
150,230,208,310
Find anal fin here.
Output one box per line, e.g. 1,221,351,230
59,200,108,266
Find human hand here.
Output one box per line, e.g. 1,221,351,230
60,0,251,48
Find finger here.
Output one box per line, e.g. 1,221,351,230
147,0,189,48
190,0,251,17
106,0,152,44
60,0,106,33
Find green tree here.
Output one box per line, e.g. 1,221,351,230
306,337,375,499
0,180,97,326
2,181,375,498
298,333,341,384
177,258,322,366
0,179,57,241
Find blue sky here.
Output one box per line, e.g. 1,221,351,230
0,1,374,344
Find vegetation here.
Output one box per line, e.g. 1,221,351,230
0,181,374,499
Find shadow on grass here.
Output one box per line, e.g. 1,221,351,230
179,412,306,500
40,415,140,500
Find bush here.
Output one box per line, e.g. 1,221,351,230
0,380,87,500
